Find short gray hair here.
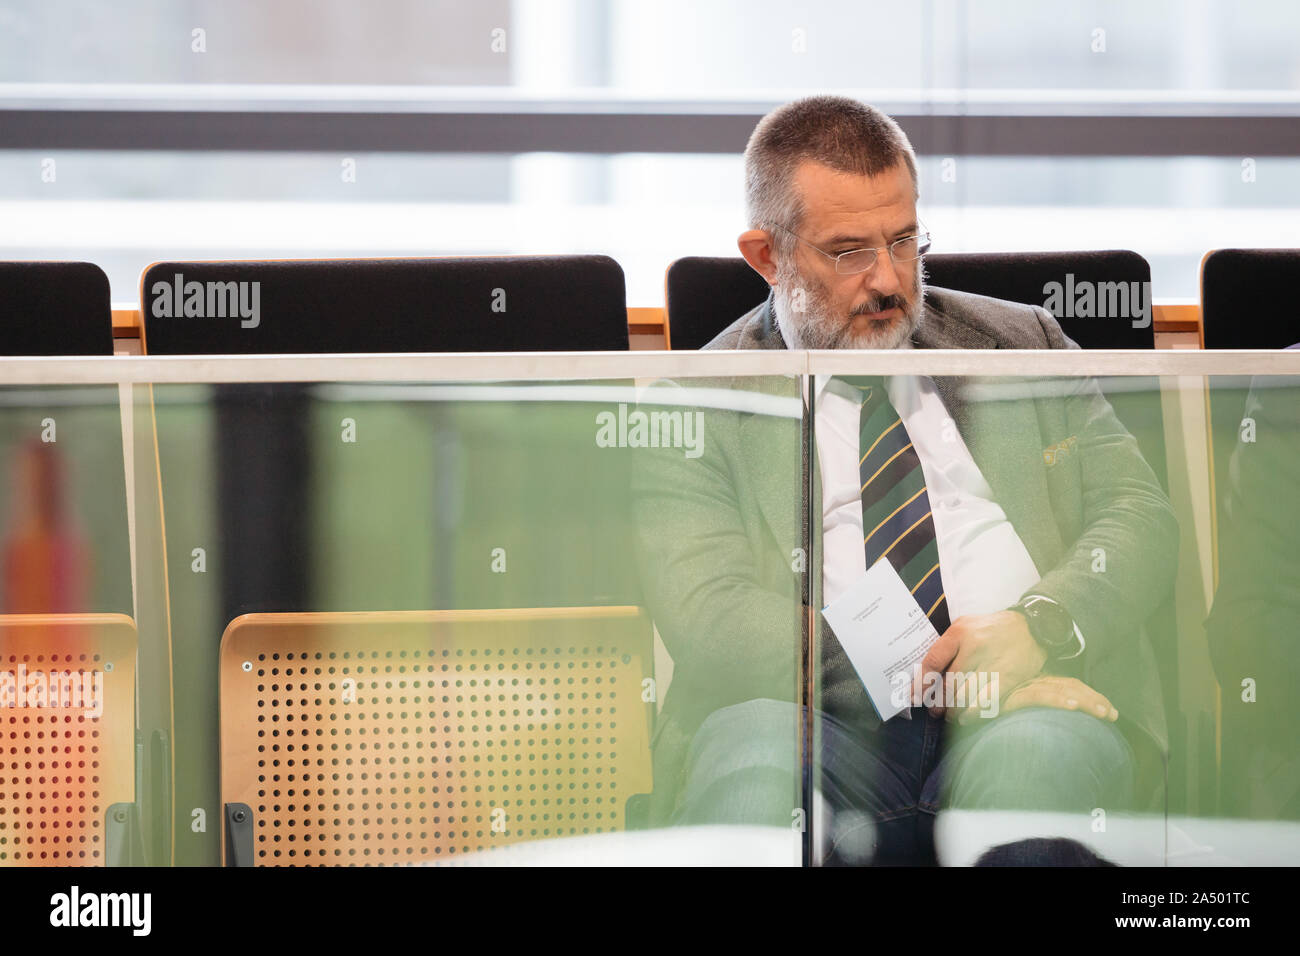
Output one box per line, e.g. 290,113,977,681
745,96,919,253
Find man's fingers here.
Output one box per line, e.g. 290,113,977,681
918,663,985,721
1003,677,1118,722
949,671,985,724
920,626,961,678
907,666,950,717
911,625,961,714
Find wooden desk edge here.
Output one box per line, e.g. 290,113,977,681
110,303,1204,342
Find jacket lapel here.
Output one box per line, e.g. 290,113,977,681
738,291,787,350
912,299,1064,575
911,296,992,438
736,293,805,564
739,405,803,560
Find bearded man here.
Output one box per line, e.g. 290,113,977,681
631,96,1178,865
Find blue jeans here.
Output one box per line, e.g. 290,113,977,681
672,698,1135,865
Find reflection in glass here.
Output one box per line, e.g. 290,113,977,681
1205,374,1300,823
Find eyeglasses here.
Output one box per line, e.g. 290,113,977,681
773,223,932,275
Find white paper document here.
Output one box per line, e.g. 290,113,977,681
820,559,941,722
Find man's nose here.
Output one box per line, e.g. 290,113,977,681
863,254,903,300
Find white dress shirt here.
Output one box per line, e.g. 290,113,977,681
809,346,1043,616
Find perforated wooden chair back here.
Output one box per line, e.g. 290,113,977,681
219,607,654,865
0,614,137,866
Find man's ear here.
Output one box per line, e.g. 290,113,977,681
737,229,779,285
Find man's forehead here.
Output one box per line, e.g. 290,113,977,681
792,160,916,236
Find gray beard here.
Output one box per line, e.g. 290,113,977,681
772,258,926,351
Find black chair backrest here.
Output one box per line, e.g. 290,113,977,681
141,255,629,354
0,261,114,356
665,250,1154,351
664,257,770,350
1201,249,1300,350
924,250,1154,349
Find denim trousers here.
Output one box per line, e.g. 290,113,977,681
672,698,1136,865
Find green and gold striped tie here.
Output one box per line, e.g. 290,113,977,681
840,375,951,634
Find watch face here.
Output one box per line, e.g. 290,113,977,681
1027,601,1074,652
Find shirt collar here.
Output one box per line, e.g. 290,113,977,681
808,338,913,404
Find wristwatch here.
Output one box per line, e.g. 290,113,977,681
1011,594,1085,661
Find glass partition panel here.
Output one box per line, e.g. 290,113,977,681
0,383,134,867
1202,372,1300,851
804,354,1300,867
132,361,807,866
6,350,1300,867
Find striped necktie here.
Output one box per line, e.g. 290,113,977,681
839,375,951,635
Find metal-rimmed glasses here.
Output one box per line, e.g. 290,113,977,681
773,222,932,275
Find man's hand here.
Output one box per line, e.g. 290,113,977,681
913,610,1047,719
1000,675,1119,723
